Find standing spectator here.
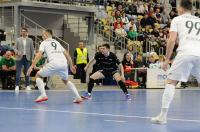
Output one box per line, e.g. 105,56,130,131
14,27,34,92
74,41,89,83
0,51,16,89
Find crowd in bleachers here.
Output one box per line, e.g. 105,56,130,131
95,0,199,88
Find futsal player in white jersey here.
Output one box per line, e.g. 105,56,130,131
151,0,200,124
27,29,83,103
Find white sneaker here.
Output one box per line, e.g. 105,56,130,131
151,114,167,124
15,86,19,92
26,86,32,91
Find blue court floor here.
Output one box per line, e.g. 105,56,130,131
0,89,199,132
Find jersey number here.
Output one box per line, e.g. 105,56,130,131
51,42,57,50
185,21,200,35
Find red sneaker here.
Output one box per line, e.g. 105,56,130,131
35,96,48,103
73,98,83,104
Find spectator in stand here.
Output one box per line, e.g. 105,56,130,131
127,27,138,40
137,1,146,15
114,17,124,30
127,2,137,19
155,8,162,23
115,23,127,37
0,51,16,89
148,52,160,69
140,14,150,28
115,10,122,19
161,10,171,25
151,27,160,37
125,18,137,32
169,10,178,19
147,13,157,28
121,12,129,25
122,52,135,80
135,53,147,88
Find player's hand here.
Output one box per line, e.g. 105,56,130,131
71,66,76,74
162,60,169,71
27,67,33,76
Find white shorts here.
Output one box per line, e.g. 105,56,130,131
38,62,68,80
167,55,200,83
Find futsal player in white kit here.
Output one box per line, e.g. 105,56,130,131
151,0,200,124
27,29,83,103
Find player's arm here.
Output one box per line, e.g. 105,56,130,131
30,51,43,69
84,57,95,71
63,50,76,74
163,31,177,71
63,50,73,67
165,31,177,62
27,51,43,76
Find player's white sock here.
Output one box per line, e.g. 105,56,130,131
160,84,175,118
67,81,81,99
36,78,47,97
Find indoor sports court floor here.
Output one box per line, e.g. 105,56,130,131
0,88,199,132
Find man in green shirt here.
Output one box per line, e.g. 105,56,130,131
0,51,16,89
30,56,49,89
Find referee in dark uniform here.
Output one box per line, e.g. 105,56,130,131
82,43,131,100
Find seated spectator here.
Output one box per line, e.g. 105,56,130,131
140,14,150,28
134,53,147,88
122,52,135,80
148,52,160,69
121,12,129,25
125,19,137,32
0,51,16,89
113,17,124,30
127,27,138,40
115,24,127,37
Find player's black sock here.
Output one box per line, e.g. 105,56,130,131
118,80,128,94
88,78,95,93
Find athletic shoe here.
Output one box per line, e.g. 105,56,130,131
15,86,19,93
125,94,131,100
81,92,92,99
26,86,32,91
73,98,83,104
151,115,167,124
35,96,48,103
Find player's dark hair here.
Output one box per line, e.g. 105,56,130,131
180,0,192,11
102,43,110,49
45,29,53,36
21,27,28,32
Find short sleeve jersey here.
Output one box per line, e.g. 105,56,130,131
95,52,120,71
170,13,200,56
39,38,67,63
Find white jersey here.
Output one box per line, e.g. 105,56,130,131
39,38,67,64
170,13,200,56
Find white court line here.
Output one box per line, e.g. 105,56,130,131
0,106,199,123
104,120,127,123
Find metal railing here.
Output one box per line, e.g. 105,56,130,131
21,14,69,50
64,13,89,44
